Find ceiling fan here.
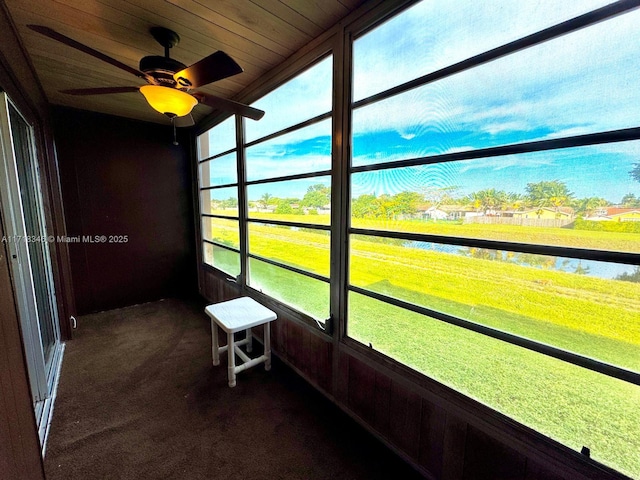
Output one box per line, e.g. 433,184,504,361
27,25,265,127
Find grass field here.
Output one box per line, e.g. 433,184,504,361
206,214,640,478
220,210,640,252
349,293,640,479
352,216,640,253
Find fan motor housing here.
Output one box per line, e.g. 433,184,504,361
139,55,187,87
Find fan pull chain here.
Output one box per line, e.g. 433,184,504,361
172,117,179,146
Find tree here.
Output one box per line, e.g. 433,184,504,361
573,197,609,217
375,193,422,219
420,186,458,207
220,196,238,209
375,194,396,219
259,193,273,209
503,192,525,211
616,266,640,283
621,193,640,207
274,201,293,214
352,194,378,218
630,163,640,182
573,260,591,275
525,180,574,212
301,184,330,208
391,191,423,218
466,189,507,213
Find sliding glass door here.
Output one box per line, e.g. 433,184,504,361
0,92,63,450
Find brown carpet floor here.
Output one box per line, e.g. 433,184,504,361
44,298,423,480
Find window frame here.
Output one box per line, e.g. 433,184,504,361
196,0,640,379
342,0,640,387
196,39,338,329
197,120,242,278
195,2,640,476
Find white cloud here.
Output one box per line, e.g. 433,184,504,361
245,118,332,181
457,154,556,174
247,176,330,200
442,146,476,154
351,5,640,143
246,56,333,142
353,0,614,101
482,121,531,135
543,126,594,139
399,132,416,140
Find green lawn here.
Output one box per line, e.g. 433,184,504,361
206,217,640,478
349,293,640,479
213,209,640,252
349,237,640,369
352,216,640,253
215,210,640,252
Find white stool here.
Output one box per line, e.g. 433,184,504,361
205,297,277,387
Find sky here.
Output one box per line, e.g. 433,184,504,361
200,0,640,203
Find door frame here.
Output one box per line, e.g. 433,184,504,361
0,91,64,452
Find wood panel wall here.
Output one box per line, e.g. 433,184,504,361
0,222,45,480
52,106,197,315
199,269,628,480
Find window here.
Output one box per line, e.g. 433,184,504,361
198,116,240,277
198,55,333,321
244,55,332,320
196,2,640,477
347,1,640,478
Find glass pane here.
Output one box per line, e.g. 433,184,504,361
201,217,239,249
9,105,57,367
197,116,236,160
203,242,240,277
248,223,330,277
353,0,614,100
200,187,238,217
247,177,331,225
351,141,640,253
249,257,329,319
199,152,237,187
245,56,332,142
352,9,640,167
350,234,640,372
348,291,640,479
246,119,332,182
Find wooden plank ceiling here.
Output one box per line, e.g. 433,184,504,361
4,0,367,125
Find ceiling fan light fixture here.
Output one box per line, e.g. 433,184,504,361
139,85,197,117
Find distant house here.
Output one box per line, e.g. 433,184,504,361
317,204,331,215
417,204,476,220
512,207,574,220
611,210,640,222
587,207,640,222
419,206,448,220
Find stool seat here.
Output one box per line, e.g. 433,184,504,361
205,297,277,333
205,297,277,387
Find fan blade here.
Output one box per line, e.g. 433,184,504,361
174,114,195,128
27,25,149,81
196,93,264,121
60,87,140,96
173,51,243,88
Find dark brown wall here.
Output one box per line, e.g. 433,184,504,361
52,106,196,314
200,269,628,480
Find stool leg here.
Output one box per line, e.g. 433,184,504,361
246,327,253,353
227,331,236,387
264,322,271,371
211,320,220,366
